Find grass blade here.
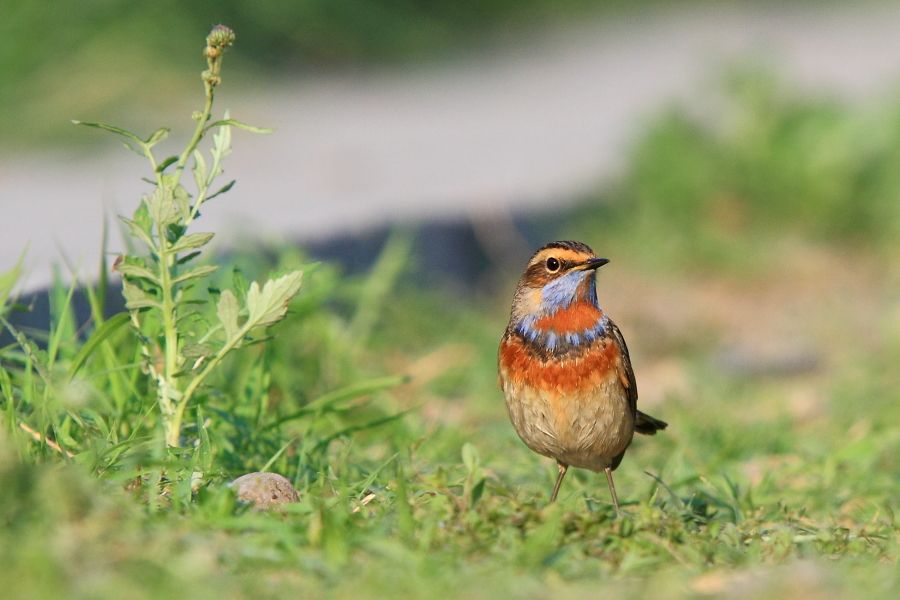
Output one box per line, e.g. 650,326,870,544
263,375,408,431
261,437,296,473
67,312,130,380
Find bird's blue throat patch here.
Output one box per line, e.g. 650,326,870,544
513,272,608,353
541,270,594,312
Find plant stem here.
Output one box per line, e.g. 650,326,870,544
139,144,183,446
155,69,217,447
156,218,182,447
176,79,215,180
169,319,253,438
145,25,233,447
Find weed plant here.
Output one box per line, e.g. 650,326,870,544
0,26,403,500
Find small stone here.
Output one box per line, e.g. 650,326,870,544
230,472,299,510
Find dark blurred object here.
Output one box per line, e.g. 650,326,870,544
0,211,558,347
0,0,611,143
305,211,558,286
1,286,123,350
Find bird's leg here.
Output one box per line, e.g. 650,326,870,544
604,467,621,515
549,462,568,503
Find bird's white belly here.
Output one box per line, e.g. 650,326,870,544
502,373,634,471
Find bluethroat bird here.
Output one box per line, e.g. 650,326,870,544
498,240,667,511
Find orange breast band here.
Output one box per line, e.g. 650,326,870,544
499,335,620,393
533,301,604,335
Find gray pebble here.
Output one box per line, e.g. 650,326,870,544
230,472,299,509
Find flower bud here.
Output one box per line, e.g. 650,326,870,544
206,25,235,50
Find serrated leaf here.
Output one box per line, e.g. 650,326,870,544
122,280,160,310
212,126,232,165
119,216,155,250
170,232,214,253
133,200,153,231
245,271,303,329
72,120,144,146
216,289,240,341
145,127,170,146
192,149,208,189
205,118,273,134
145,187,179,227
173,184,191,220
173,265,218,284
115,262,160,284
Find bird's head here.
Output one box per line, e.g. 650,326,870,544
508,241,609,337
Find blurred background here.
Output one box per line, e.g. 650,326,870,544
4,1,900,289
2,2,899,596
4,0,900,417
4,1,900,395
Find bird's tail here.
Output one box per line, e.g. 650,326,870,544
635,411,668,435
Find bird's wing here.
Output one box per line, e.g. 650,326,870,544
609,319,669,434
608,319,638,419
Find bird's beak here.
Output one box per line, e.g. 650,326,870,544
575,257,610,271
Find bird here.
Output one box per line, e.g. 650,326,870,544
497,240,667,512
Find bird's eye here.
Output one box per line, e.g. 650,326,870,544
546,257,560,272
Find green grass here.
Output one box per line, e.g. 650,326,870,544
2,226,898,598
2,304,898,600
3,44,900,600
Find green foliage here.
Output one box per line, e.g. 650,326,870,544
0,28,409,511
1,306,898,599
2,33,899,600
76,26,301,448
574,69,900,271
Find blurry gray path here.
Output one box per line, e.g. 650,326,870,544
4,4,900,290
